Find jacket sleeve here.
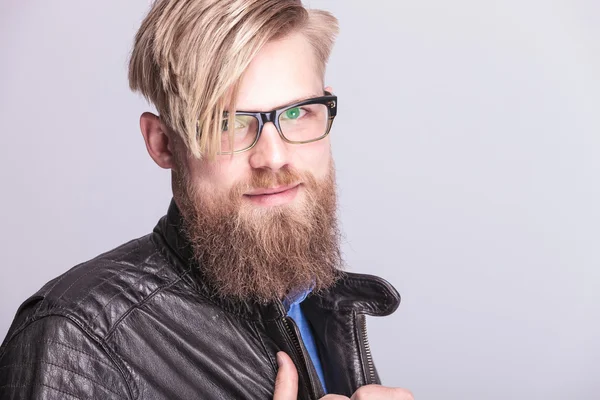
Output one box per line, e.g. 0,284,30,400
0,315,132,400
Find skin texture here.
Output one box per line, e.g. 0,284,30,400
139,32,332,213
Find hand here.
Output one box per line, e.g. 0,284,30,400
347,385,414,400
273,351,414,400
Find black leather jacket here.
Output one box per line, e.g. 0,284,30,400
0,200,400,399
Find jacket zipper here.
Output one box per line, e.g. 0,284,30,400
281,316,323,399
358,313,376,384
283,317,304,364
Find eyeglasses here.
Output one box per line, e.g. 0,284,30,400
216,91,337,154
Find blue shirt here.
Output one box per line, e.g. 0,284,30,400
285,290,327,393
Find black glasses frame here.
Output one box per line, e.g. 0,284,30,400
219,91,338,154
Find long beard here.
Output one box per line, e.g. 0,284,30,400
173,164,343,304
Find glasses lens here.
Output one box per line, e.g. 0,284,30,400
221,115,258,153
278,103,329,142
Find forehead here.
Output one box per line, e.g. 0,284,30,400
234,33,323,112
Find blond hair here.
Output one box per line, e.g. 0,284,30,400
128,0,339,159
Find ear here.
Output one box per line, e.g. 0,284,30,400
324,85,334,94
139,112,175,169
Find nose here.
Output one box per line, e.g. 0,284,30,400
248,122,290,171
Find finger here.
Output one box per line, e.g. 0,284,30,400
320,395,351,399
273,352,298,400
351,385,414,400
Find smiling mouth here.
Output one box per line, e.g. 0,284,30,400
244,183,300,197
243,183,301,206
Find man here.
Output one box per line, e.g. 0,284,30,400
0,1,412,399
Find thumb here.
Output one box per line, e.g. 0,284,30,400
273,351,298,400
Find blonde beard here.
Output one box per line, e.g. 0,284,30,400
173,163,343,304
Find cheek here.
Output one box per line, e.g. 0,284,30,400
188,156,251,195
294,138,332,178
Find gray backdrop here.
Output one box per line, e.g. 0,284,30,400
1,1,598,399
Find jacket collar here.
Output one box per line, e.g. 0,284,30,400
152,198,400,321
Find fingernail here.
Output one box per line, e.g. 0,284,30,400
276,352,283,367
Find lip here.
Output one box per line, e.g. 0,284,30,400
245,183,300,196
243,183,301,206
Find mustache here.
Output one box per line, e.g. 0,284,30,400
233,166,303,196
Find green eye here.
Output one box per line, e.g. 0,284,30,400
285,107,301,120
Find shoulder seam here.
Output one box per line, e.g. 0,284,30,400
104,270,191,340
